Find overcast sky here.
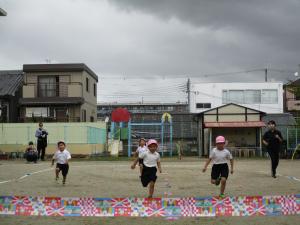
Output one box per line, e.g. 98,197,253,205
0,0,299,103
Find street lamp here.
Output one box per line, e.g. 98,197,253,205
0,8,7,16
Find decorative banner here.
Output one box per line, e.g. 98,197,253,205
0,195,299,218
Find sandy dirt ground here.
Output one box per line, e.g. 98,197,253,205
0,158,299,224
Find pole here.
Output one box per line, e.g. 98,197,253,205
128,120,132,157
111,122,115,139
286,127,289,157
187,78,191,112
265,68,268,82
161,121,164,157
170,119,173,157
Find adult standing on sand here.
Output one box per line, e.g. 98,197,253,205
35,122,48,161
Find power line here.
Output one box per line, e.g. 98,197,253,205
202,68,265,77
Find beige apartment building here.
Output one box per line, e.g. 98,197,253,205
19,63,98,122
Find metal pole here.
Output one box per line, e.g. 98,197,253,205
259,128,262,157
161,121,164,157
265,68,268,82
286,127,289,156
170,119,173,157
209,128,212,152
128,120,132,157
111,122,115,139
296,128,298,147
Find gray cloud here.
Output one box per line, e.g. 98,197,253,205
0,0,299,102
108,0,300,77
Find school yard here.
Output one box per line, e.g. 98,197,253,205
0,158,299,225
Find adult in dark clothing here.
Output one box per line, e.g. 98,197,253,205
263,120,283,178
25,141,38,163
35,122,48,161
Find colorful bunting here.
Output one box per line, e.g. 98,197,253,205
0,194,299,217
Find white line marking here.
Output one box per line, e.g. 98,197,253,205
257,171,300,182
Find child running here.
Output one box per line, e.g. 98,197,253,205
131,138,148,175
138,139,162,198
51,140,71,185
202,136,233,198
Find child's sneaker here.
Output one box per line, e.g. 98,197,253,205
62,178,66,185
219,193,225,198
215,177,221,186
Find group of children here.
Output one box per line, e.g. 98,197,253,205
25,135,233,197
130,136,233,198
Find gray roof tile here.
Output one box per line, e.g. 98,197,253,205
0,70,23,96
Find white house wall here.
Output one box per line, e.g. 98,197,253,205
190,82,283,114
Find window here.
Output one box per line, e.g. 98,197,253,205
93,83,96,97
228,90,244,104
26,107,48,117
38,76,58,97
196,103,211,109
222,89,278,104
244,90,261,104
86,77,89,92
261,90,278,104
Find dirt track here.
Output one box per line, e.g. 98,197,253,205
0,158,299,224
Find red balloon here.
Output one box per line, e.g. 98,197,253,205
111,108,131,122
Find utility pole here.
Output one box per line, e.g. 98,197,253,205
187,78,190,110
265,68,268,82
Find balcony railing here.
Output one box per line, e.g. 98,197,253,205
23,82,83,98
38,83,59,97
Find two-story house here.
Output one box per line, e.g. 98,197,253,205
283,79,300,119
19,63,98,122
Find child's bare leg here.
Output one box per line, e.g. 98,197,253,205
55,168,60,180
62,176,66,184
220,177,227,194
148,181,155,198
139,165,143,176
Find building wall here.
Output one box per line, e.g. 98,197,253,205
190,82,283,114
81,71,97,122
0,122,106,154
59,75,70,97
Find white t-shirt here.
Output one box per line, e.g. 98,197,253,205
139,150,160,167
209,148,232,165
53,149,71,164
136,146,148,158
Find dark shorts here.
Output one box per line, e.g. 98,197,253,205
138,158,144,165
56,163,69,177
211,163,229,180
141,166,157,187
